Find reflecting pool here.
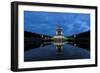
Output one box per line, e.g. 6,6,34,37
24,42,90,62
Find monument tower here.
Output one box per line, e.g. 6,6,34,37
54,25,64,43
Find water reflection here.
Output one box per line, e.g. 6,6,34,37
53,42,64,59
24,41,90,62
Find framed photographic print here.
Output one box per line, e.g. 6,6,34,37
11,1,97,71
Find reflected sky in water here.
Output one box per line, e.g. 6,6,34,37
24,43,90,62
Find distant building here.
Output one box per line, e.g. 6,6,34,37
56,25,63,35
53,25,65,43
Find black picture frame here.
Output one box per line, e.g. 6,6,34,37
11,1,98,72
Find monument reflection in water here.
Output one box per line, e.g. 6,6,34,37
54,42,64,59
24,25,90,62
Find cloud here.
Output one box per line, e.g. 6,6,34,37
24,11,90,36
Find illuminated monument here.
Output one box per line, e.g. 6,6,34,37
54,25,65,43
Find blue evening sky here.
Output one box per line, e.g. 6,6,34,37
24,11,90,36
